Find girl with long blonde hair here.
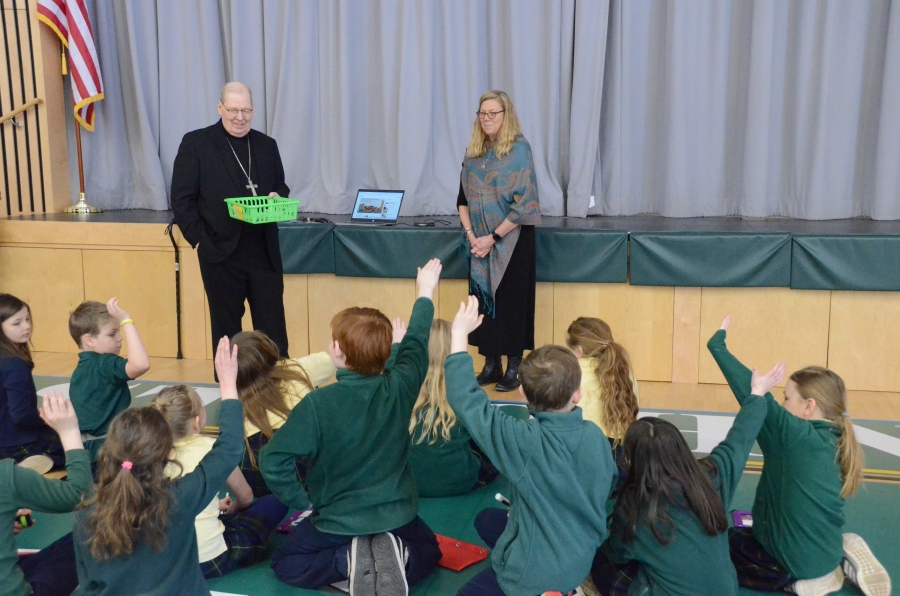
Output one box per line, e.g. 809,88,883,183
565,317,640,446
73,337,247,595
232,331,335,495
151,385,287,578
408,319,497,497
708,315,889,596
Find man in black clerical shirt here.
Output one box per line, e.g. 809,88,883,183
171,82,290,359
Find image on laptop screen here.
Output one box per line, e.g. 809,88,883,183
351,189,404,222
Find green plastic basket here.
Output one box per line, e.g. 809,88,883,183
224,196,299,224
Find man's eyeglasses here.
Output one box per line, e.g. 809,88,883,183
223,107,254,118
477,110,505,121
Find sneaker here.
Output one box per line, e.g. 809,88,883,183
348,535,376,596
842,533,892,596
17,455,53,475
788,566,844,596
371,532,408,596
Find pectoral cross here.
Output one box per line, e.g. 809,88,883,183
246,182,258,196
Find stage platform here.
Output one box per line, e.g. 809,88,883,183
3,210,900,400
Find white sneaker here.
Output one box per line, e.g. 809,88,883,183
842,533,892,596
371,532,408,596
17,455,54,475
788,566,844,596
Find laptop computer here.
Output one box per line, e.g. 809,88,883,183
338,189,405,225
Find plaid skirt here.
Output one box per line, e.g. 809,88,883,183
729,527,795,591
590,548,640,596
0,431,65,467
200,495,288,579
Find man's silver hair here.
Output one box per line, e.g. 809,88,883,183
219,82,253,105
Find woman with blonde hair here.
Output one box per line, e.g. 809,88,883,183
408,319,497,497
458,90,541,393
708,315,890,596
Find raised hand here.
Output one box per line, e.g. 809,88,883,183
215,336,239,400
416,258,442,299
39,391,84,451
450,296,483,354
392,317,408,344
106,297,131,324
750,361,787,397
720,313,731,331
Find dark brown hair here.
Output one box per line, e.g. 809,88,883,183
68,300,113,347
233,331,314,467
84,407,176,561
330,307,392,376
566,317,639,445
789,366,862,498
615,417,727,545
519,345,582,412
0,294,33,368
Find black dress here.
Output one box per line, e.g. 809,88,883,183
458,184,536,356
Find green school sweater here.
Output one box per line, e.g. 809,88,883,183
72,400,244,596
70,352,132,436
409,416,481,498
604,393,767,596
445,353,615,596
259,297,434,535
708,330,845,579
1,449,92,596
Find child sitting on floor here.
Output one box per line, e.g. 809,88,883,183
232,331,335,495
0,293,63,470
449,296,615,596
408,318,498,497
259,258,444,596
591,362,776,596
68,298,150,460
1,392,92,596
709,314,891,596
72,337,245,595
151,384,287,579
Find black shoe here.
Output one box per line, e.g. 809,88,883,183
494,356,522,392
476,356,504,386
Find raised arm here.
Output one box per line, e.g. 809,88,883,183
445,297,535,483
107,298,150,379
11,392,92,512
706,314,756,406
390,259,440,404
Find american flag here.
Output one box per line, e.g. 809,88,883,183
36,0,104,131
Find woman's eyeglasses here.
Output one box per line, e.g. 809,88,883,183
477,110,505,120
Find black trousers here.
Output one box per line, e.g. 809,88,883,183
199,231,289,358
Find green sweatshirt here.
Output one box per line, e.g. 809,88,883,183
604,393,766,595
707,330,845,579
1,449,92,596
260,297,434,535
70,352,132,437
445,352,614,596
409,416,481,498
72,399,244,596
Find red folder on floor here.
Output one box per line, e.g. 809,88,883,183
435,534,489,571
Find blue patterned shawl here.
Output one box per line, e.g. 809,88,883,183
461,136,541,315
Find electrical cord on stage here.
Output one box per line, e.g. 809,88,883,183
296,216,333,224
402,219,452,228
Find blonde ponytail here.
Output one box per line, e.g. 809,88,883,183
409,319,458,444
789,366,863,498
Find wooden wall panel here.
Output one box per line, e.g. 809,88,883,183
828,291,900,392
553,283,674,382
307,275,417,357
672,287,702,383
698,287,831,385
0,246,83,352
284,274,309,357
82,250,177,358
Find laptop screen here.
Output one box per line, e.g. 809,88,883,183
351,189,404,222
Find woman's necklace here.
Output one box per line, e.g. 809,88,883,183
480,148,494,169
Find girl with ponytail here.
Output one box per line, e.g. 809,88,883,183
72,337,246,595
565,317,640,446
708,315,890,596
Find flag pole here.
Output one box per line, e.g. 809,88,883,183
64,94,101,213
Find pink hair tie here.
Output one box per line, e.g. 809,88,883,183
121,461,133,470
